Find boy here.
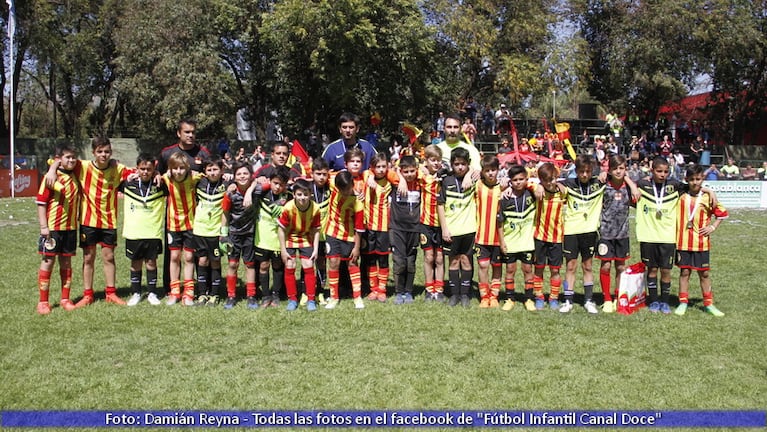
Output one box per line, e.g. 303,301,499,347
35,143,80,314
438,147,477,308
674,164,727,317
419,145,445,301
324,170,366,309
389,155,422,304
192,157,227,305
305,158,332,305
120,154,168,306
475,154,506,308
363,153,396,302
44,137,129,306
278,179,321,311
533,162,568,311
497,165,537,312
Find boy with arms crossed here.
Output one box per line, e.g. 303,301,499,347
389,155,422,304
192,157,228,305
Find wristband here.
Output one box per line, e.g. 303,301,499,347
220,226,229,236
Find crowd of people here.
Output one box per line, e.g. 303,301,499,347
35,112,729,318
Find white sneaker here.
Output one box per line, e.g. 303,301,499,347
165,295,178,306
299,293,308,306
127,293,142,307
354,297,365,309
147,293,161,305
559,300,573,313
324,298,339,309
584,300,599,314
182,297,194,307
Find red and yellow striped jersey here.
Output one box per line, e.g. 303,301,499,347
278,200,321,249
326,181,364,243
676,192,728,252
363,170,394,232
164,172,203,232
36,170,80,231
75,160,128,229
419,172,440,227
475,180,501,246
534,188,568,243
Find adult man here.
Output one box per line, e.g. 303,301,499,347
494,104,512,135
158,119,211,174
322,112,377,171
721,158,740,180
436,114,481,171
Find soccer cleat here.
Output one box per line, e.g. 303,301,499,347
377,292,388,303
74,295,94,308
479,297,491,308
246,296,259,310
435,292,446,303
195,295,209,306
318,293,326,305
393,294,405,305
489,297,499,308
674,303,688,316
37,301,52,315
602,300,615,313
366,291,379,301
448,295,460,307
106,293,127,305
165,295,179,306
705,305,725,317
147,293,162,305
181,296,195,307
584,300,599,314
424,292,434,303
299,293,308,306
286,300,298,311
306,300,317,312
534,299,545,311
60,299,77,311
549,299,560,311
648,301,661,313
460,295,471,308
207,295,219,307
403,293,414,304
559,300,573,313
660,302,672,314
525,299,537,312
270,298,280,308
223,297,237,310
260,297,273,308
324,298,339,309
127,293,142,307
502,299,515,311
353,297,365,309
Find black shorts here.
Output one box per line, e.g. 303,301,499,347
563,231,598,261
326,236,355,260
596,238,630,261
253,246,280,263
286,246,315,260
676,250,710,271
193,235,223,261
476,244,502,264
503,250,534,265
443,233,474,258
125,239,163,261
640,242,675,270
419,225,443,251
534,239,563,268
228,232,255,265
167,230,195,251
80,226,117,249
39,230,78,257
390,229,420,258
362,230,390,255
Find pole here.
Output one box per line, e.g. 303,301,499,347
7,0,16,198
552,89,556,120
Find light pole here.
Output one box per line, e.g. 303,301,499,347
552,89,557,120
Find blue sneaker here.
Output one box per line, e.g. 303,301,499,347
393,294,406,305
223,297,237,310
534,299,545,311
648,301,661,313
246,296,259,310
659,302,672,314
306,300,317,312
549,299,560,310
403,293,414,304
286,300,298,311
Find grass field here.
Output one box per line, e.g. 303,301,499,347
0,197,765,431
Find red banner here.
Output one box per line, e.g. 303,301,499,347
0,169,39,197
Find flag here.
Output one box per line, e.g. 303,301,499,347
402,122,422,145
370,112,382,127
291,139,309,164
510,118,519,153
555,122,577,160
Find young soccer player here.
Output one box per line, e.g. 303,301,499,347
497,164,537,312
596,155,634,313
363,153,396,302
419,145,446,302
674,164,727,317
221,162,262,309
389,155,422,304
438,147,477,308
163,151,204,306
306,158,332,305
278,179,321,311
44,137,129,306
252,166,291,307
36,144,80,314
324,170,366,309
192,157,227,305
532,162,568,311
120,153,168,306
475,154,506,308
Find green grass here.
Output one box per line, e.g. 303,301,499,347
0,197,765,431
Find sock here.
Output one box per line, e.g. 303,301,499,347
246,282,257,298
647,276,658,303
210,268,221,297
285,270,298,301
425,280,434,295
434,279,445,294
660,281,671,304
703,291,714,307
328,269,340,299
600,269,612,301
551,278,562,301
259,272,270,297
368,264,379,293
182,279,195,299
478,282,490,301
459,270,472,296
130,270,142,294
38,269,51,303
378,267,389,294
505,278,515,300
226,274,237,298
448,269,460,297
303,267,317,300
678,292,689,304
196,266,209,296
533,275,544,300
106,286,117,296
584,282,594,302
490,280,501,299
170,280,181,297
147,269,158,296
349,265,362,298
60,267,72,301
524,279,534,300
